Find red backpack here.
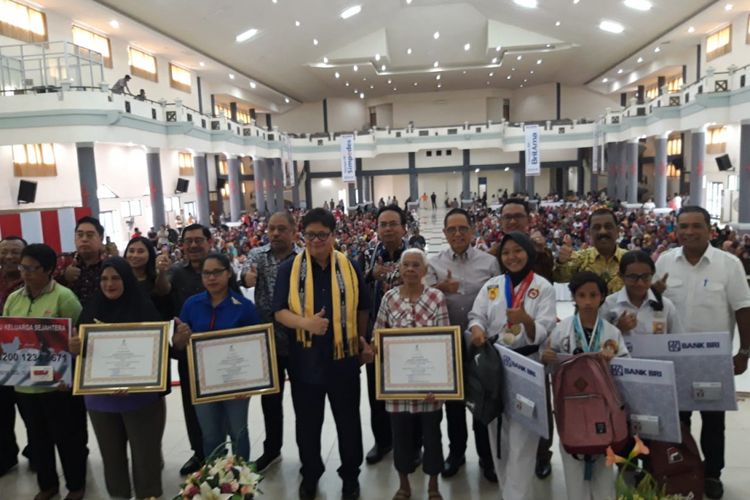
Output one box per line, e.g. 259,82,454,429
643,424,704,498
553,353,629,455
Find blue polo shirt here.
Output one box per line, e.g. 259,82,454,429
179,288,260,333
272,256,369,384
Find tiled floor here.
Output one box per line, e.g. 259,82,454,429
3,207,750,499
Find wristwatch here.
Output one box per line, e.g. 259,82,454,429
738,348,750,358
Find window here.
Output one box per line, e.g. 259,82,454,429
72,25,112,68
667,136,682,156
218,158,228,175
666,75,683,93
707,126,727,154
178,152,193,175
746,15,750,44
169,63,191,93
120,200,142,217
0,0,47,43
706,25,731,61
214,103,230,118
12,143,56,176
128,47,158,82
213,103,250,123
646,85,659,100
666,163,680,177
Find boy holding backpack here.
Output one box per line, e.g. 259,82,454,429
542,272,629,500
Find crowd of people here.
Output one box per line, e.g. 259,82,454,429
0,197,749,500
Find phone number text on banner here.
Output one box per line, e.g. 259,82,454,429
0,317,72,387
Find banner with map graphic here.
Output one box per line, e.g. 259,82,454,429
0,317,71,387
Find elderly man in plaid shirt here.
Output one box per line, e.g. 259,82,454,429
373,248,449,500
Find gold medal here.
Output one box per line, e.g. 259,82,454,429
503,333,516,345
507,324,521,335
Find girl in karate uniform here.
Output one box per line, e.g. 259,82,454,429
600,250,684,335
542,271,629,500
468,232,557,500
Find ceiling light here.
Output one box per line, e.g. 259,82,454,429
513,0,538,8
235,28,259,43
381,64,386,71
436,74,441,80
285,97,290,103
295,20,301,27
353,64,359,71
359,93,365,99
228,73,235,79
375,53,381,61
725,3,733,11
496,45,502,52
599,20,624,34
617,68,623,74
272,0,278,3
387,79,392,84
688,26,695,33
546,43,552,48
433,61,439,68
516,55,522,61
345,81,350,86
437,84,442,88
407,48,412,54
334,72,340,79
406,0,412,4
512,67,516,71
574,0,580,3
433,31,440,40
486,81,490,85
654,47,661,53
109,20,120,29
504,167,510,171
199,61,205,67
323,57,329,63
530,70,534,74
369,85,374,89
637,56,644,63
464,43,471,51
536,59,542,64
555,21,561,26
623,0,652,11
354,89,358,94
520,84,524,88
250,81,257,88
492,57,498,64
523,79,528,82
413,82,418,86
363,77,367,81
340,5,362,19
506,75,511,80
602,78,608,83
463,70,467,74
313,38,319,45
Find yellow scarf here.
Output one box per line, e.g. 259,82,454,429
288,248,359,360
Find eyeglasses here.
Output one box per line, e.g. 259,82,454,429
183,237,207,246
19,264,42,273
378,221,402,229
303,231,331,241
445,226,471,235
201,268,227,278
501,213,527,222
623,273,653,283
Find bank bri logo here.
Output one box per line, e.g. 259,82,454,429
502,355,512,367
668,340,682,352
610,364,624,377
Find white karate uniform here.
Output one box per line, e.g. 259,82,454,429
548,315,629,500
469,273,557,500
600,288,684,335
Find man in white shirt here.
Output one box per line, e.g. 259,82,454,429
655,206,750,499
426,208,500,482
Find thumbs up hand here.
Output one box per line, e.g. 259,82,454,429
307,307,330,336
243,263,258,288
558,235,574,264
172,317,193,350
156,249,172,274
616,311,638,333
541,337,558,365
652,273,669,294
439,269,460,294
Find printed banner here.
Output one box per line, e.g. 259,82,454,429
524,124,540,177
340,134,356,183
0,317,72,387
282,135,295,188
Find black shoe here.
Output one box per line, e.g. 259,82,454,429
441,455,465,478
253,453,281,473
179,454,203,476
342,480,360,500
479,459,498,483
535,456,552,479
705,478,724,499
365,444,392,465
299,480,317,500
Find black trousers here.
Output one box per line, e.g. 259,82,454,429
16,391,87,492
177,351,204,459
291,375,363,484
536,372,555,460
365,361,391,449
444,400,492,463
260,355,288,457
0,386,19,470
391,410,443,476
680,410,725,479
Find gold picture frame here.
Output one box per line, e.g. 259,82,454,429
187,323,280,404
374,326,464,401
73,321,171,395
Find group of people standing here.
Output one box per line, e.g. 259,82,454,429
0,198,749,500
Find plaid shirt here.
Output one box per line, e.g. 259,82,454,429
373,286,450,414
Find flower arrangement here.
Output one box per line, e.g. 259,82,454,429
606,435,693,500
175,453,262,500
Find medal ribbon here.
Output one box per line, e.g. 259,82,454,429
504,272,535,329
573,313,604,353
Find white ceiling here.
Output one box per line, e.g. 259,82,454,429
47,0,737,102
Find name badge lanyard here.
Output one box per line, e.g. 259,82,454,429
504,272,535,331
572,313,604,353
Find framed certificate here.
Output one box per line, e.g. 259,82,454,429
187,323,280,404
374,326,464,400
73,321,171,395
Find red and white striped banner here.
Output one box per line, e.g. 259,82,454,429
0,207,92,253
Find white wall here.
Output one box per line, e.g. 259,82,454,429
510,83,556,122
560,85,620,120
311,177,349,208
273,102,325,134
471,148,518,165
373,175,410,205
416,148,460,168
700,13,750,75
374,103,393,128
328,98,369,132
363,153,408,171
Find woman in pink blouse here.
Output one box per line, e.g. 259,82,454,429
373,248,449,500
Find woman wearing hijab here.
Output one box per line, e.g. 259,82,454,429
69,257,164,500
467,232,557,500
